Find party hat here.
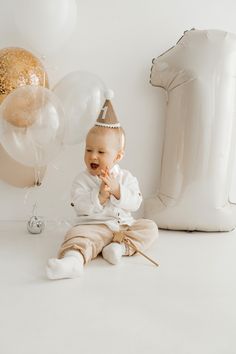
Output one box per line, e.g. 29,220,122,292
95,89,120,128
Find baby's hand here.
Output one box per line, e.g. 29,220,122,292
100,168,120,200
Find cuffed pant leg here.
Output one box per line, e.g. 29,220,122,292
58,224,114,264
124,219,158,256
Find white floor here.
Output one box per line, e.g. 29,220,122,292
0,221,236,354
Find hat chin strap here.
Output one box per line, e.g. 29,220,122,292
95,122,121,128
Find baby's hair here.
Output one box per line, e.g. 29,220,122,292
87,125,125,151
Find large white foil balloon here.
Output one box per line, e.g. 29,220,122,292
13,0,77,55
53,71,106,145
145,29,236,231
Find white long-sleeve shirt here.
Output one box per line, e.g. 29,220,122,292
71,164,142,231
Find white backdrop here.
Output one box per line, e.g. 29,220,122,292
0,0,236,221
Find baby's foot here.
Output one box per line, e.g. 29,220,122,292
102,242,126,265
46,251,84,280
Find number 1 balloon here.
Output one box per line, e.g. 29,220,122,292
145,29,236,231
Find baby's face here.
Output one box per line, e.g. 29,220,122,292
84,130,122,176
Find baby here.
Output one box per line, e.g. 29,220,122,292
46,92,158,279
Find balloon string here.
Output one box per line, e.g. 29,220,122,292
32,202,37,216
23,186,32,208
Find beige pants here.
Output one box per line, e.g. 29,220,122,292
58,219,158,264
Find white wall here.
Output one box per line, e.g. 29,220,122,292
1,0,236,221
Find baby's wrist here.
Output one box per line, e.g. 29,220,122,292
111,186,120,200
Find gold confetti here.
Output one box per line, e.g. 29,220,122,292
0,47,49,104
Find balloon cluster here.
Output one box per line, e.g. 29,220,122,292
0,1,107,233
0,46,106,234
0,47,64,170
0,47,106,170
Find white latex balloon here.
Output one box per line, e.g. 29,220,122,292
145,29,236,231
0,86,65,167
13,0,77,55
53,71,106,145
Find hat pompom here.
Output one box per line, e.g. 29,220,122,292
104,89,114,100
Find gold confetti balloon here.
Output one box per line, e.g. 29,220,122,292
0,47,49,105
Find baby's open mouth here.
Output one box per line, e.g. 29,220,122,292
90,163,99,170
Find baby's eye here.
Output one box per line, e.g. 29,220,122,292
98,151,105,154
86,149,92,152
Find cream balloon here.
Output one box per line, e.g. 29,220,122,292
0,86,65,167
145,29,236,231
0,144,46,188
53,71,106,145
13,0,77,55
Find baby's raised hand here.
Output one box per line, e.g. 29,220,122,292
100,168,120,200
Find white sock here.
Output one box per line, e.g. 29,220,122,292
46,250,84,280
102,242,126,265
